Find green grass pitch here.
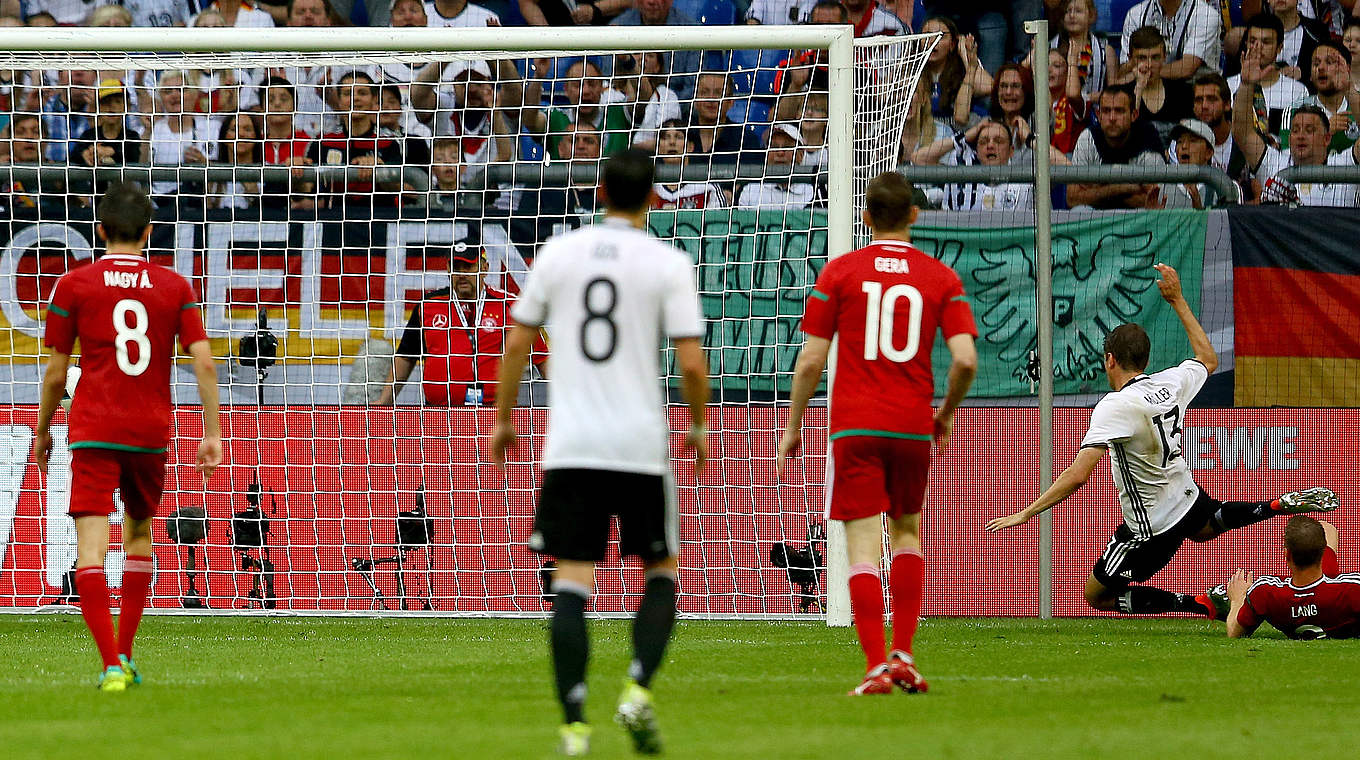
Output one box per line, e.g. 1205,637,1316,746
1,615,1357,759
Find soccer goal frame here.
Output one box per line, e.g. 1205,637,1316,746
0,25,934,624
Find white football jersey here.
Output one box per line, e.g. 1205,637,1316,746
1080,359,1210,538
512,217,704,475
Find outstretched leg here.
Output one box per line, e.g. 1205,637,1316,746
1085,574,1208,615
1195,489,1340,542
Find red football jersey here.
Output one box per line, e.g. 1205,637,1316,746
44,253,208,452
1237,549,1360,639
802,241,977,439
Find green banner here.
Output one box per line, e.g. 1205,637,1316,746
649,209,1206,398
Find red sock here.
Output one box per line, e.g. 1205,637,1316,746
890,548,925,655
848,563,886,673
75,567,119,669
118,555,154,659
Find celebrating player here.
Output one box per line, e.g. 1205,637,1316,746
1216,517,1360,640
489,149,710,756
34,182,222,692
986,264,1338,617
778,172,979,696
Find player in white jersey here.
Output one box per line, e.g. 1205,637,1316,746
987,264,1339,616
491,149,709,757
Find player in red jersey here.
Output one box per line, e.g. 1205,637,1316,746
33,182,222,692
1219,516,1360,639
778,173,978,696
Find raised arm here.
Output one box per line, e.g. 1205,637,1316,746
1225,569,1260,638
1232,54,1267,170
1154,263,1218,372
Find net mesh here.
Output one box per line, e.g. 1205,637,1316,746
0,35,936,616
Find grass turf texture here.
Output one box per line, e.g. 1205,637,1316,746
1,616,1357,759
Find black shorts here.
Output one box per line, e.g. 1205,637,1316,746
528,468,676,564
1092,489,1219,590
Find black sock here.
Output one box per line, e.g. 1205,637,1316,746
630,572,677,689
1116,586,1206,615
1207,500,1275,534
551,583,590,724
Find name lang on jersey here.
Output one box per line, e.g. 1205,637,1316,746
103,270,153,289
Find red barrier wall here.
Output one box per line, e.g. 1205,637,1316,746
1,407,1354,616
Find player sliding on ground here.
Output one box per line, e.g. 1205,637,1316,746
779,173,978,696
490,149,709,756
1212,516,1360,639
986,263,1338,617
33,182,221,692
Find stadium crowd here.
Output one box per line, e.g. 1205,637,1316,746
2,0,1360,218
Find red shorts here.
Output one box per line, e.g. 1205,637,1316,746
69,448,168,520
829,436,931,522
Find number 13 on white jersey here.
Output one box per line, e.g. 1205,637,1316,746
862,281,923,363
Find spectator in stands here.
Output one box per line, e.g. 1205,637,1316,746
86,3,130,25
379,83,432,166
988,63,1035,141
22,0,97,24
1267,0,1327,84
1165,118,1215,208
192,0,275,27
1,113,44,211
380,231,548,407
797,90,829,167
209,112,264,209
390,0,427,24
1344,18,1360,91
1068,85,1169,209
148,72,211,205
429,136,463,210
1051,0,1116,101
1308,41,1360,153
73,79,142,169
1228,13,1308,139
736,122,825,208
411,60,515,176
686,70,755,163
307,71,406,209
901,69,951,163
427,0,500,25
121,0,193,25
521,0,628,25
606,52,683,150
286,0,335,25
612,0,701,99
1127,26,1194,145
912,119,1037,210
1235,51,1360,206
767,2,843,124
41,69,97,163
261,77,316,209
1192,72,1254,198
1049,41,1088,156
652,119,727,208
839,0,907,37
25,11,57,25
1119,0,1222,82
744,0,806,25
920,16,991,129
524,59,630,159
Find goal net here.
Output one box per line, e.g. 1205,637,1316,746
0,27,935,617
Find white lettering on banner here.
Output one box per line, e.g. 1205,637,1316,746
203,221,291,339
297,223,368,339
0,223,95,338
1184,426,1300,471
0,425,34,573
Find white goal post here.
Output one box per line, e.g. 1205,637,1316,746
0,25,935,622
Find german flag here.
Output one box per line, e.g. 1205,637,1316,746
1229,207,1360,406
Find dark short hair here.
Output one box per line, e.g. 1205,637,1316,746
865,172,915,231
1128,25,1166,53
1291,104,1330,129
1284,516,1327,568
808,0,848,22
1103,323,1150,371
98,181,154,244
1099,85,1136,111
1244,12,1284,47
1192,72,1231,103
1314,39,1352,66
601,148,656,212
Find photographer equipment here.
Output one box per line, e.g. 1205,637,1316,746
237,307,279,406
167,506,208,608
232,477,277,609
769,522,826,613
349,485,436,611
